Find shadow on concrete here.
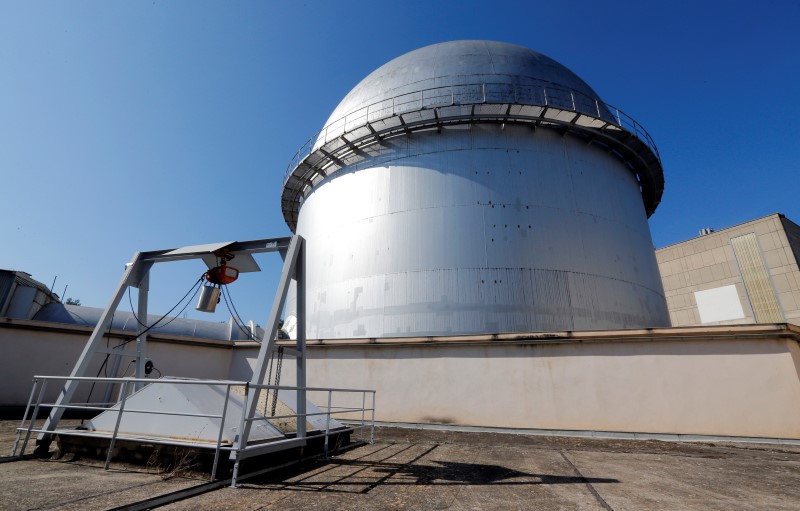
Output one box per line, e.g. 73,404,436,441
250,443,619,494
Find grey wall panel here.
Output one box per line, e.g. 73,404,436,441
780,216,800,265
325,41,603,127
382,271,409,335
296,123,669,337
530,269,573,331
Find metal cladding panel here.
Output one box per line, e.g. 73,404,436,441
530,269,573,331
567,142,645,226
5,286,37,319
382,272,409,335
383,207,488,271
0,272,16,309
485,206,581,272
434,55,497,77
405,269,460,334
325,41,603,128
308,274,387,338
303,269,669,337
295,125,668,338
730,233,785,323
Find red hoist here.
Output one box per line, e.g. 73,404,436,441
196,252,240,313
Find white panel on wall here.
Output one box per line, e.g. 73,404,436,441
694,285,746,324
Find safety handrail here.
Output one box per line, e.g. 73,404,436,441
283,81,660,185
12,376,376,486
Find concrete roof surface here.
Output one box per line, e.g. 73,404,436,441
1,421,799,510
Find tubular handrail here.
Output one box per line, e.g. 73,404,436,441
244,408,376,422
32,375,249,385
283,81,660,186
31,375,376,394
12,376,376,485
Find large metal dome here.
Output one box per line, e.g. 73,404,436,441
283,40,670,338
282,40,664,231
326,40,603,125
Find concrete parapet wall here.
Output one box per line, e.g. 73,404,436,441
3,318,798,440
260,325,800,440
0,318,237,409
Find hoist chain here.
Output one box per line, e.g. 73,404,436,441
271,347,284,417
264,349,275,416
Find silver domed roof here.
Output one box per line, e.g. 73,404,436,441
325,40,602,126
282,40,664,231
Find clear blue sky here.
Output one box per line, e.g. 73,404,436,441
1,0,798,325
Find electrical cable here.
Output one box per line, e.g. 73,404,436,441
221,284,249,330
121,359,136,377
127,288,148,328
131,277,205,333
103,314,112,378
85,310,116,408
109,275,205,352
85,275,204,407
125,274,206,338
221,285,256,340
220,285,261,342
208,252,260,342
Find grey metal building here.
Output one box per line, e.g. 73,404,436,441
0,270,60,320
657,213,800,326
282,40,670,338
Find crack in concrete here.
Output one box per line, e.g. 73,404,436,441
559,449,614,511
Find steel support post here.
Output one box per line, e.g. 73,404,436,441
238,235,303,452
360,392,366,442
19,380,48,456
370,392,376,444
11,379,40,455
295,243,307,441
36,253,146,449
323,390,331,458
105,379,130,470
103,355,124,404
231,383,250,488
211,385,232,482
134,271,149,390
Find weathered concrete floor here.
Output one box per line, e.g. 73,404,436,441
0,420,202,511
1,421,799,510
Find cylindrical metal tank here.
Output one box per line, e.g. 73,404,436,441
282,40,669,338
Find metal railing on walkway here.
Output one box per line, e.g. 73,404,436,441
280,80,665,230
11,375,375,486
284,81,660,186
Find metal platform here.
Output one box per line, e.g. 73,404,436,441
281,82,664,231
13,375,374,483
14,235,376,486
